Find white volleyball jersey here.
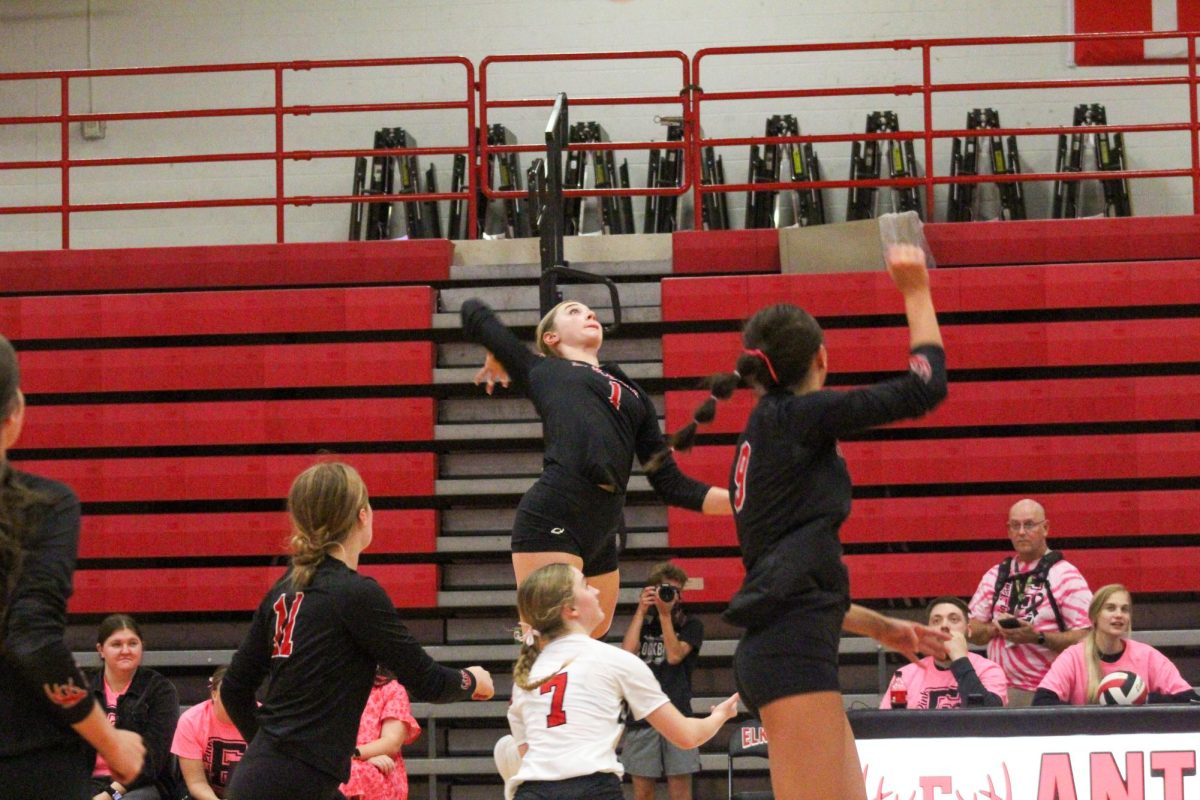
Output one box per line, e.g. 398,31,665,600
507,633,671,797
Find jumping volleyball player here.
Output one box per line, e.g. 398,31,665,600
502,563,738,800
663,244,949,800
221,462,494,800
462,298,731,635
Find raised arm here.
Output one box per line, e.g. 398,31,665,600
460,299,539,392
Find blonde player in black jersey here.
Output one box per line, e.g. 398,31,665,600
663,245,949,800
221,462,494,800
462,299,731,636
503,563,738,800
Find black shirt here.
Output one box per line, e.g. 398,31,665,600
0,470,95,759
627,611,704,728
84,665,181,797
221,559,474,781
725,345,947,628
461,299,709,509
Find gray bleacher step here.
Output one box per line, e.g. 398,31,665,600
441,504,666,533
436,475,653,496
435,363,661,385
435,421,542,440
449,233,673,282
439,337,661,368
437,529,668,553
433,305,661,329
439,281,661,316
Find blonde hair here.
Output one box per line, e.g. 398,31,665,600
286,462,369,588
1083,583,1132,704
534,301,569,357
511,563,576,690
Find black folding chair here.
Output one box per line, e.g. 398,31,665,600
727,719,772,800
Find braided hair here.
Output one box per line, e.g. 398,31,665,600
511,564,577,691
646,304,824,472
286,461,369,589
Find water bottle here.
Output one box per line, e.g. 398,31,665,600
889,670,907,709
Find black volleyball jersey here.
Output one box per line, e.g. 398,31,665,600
727,345,947,623
462,299,708,509
221,559,472,781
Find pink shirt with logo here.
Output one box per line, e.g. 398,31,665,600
1037,638,1193,705
170,699,248,798
93,677,124,777
968,553,1093,691
879,653,1009,709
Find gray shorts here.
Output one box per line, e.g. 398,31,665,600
619,725,701,778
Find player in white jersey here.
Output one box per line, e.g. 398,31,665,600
504,563,739,800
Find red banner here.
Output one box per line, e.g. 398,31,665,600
1074,0,1200,65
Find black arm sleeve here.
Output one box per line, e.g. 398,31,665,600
810,344,947,441
345,580,474,704
221,603,274,742
1148,689,1200,704
125,673,180,791
461,299,540,392
1031,688,1066,706
634,387,710,511
3,484,95,726
949,658,1004,707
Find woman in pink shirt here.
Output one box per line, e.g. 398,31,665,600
1034,584,1198,705
338,668,421,800
170,666,247,799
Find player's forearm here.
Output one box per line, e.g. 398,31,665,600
904,291,943,350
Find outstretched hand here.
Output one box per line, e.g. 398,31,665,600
710,692,741,723
473,351,510,395
884,244,930,296
877,618,950,663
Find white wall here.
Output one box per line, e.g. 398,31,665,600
0,0,1193,250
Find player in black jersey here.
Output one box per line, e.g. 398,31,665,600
462,299,731,636
221,462,494,800
663,245,949,800
0,334,146,800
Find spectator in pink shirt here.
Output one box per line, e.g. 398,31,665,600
1034,584,1199,706
339,667,421,800
967,499,1093,706
170,666,247,799
881,597,1008,709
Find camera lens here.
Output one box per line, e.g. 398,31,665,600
657,584,677,603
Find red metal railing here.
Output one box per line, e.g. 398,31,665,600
691,30,1200,226
0,57,475,247
3,32,1200,248
477,51,692,205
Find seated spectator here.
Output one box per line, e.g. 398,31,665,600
339,667,421,800
880,597,1007,709
1034,584,1200,706
86,614,180,800
170,666,246,799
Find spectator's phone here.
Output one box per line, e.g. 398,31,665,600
997,617,1022,629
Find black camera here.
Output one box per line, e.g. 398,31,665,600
655,584,678,603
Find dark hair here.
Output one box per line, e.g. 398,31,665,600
926,596,970,621
647,561,688,587
287,461,369,589
208,664,228,692
0,335,49,633
647,304,824,471
97,613,143,647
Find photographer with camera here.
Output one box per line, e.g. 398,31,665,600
619,562,704,800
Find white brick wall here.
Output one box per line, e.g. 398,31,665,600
0,0,1193,249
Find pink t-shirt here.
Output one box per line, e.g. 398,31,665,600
879,653,1009,709
339,680,420,800
1037,638,1193,705
93,677,125,777
170,699,247,799
968,553,1093,691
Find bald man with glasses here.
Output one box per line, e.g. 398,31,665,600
967,499,1093,706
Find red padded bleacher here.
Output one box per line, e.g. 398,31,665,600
79,509,437,559
675,547,1200,604
14,453,437,502
0,240,452,294
68,564,439,614
18,398,434,448
0,286,435,339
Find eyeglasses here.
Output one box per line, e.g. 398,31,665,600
1007,519,1046,533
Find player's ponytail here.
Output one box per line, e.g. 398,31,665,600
511,563,576,691
647,304,824,473
286,462,369,589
